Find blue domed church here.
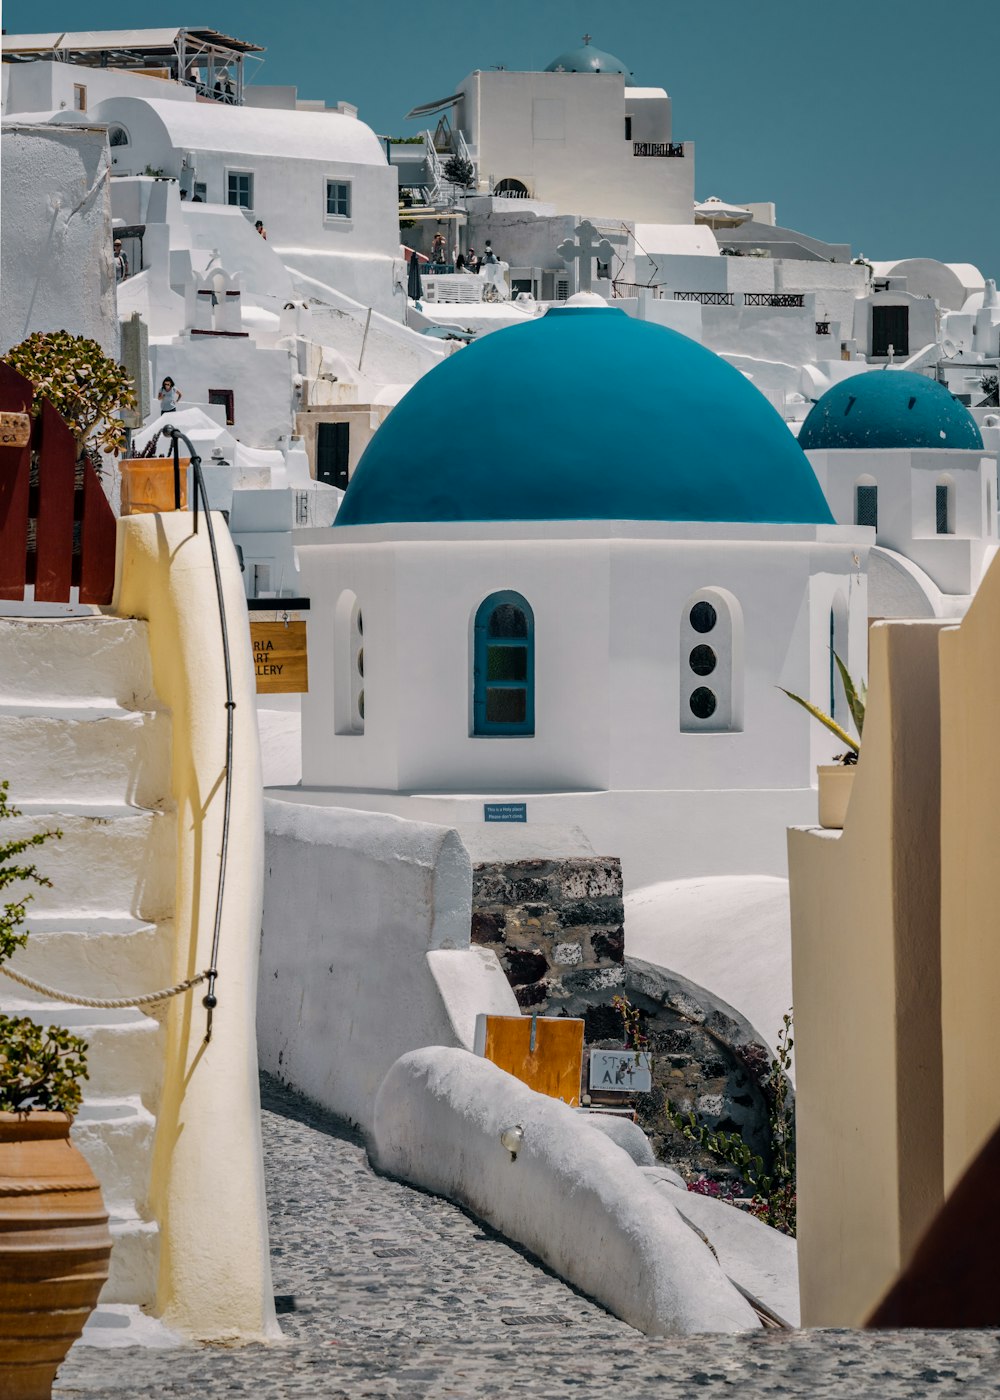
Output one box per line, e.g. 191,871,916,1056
800,370,997,620
296,305,871,891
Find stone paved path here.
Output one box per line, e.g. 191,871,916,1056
55,1075,1000,1398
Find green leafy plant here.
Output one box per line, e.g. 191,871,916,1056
4,330,137,457
667,1012,796,1236
779,653,866,765
611,992,648,1066
0,780,88,1115
443,154,474,188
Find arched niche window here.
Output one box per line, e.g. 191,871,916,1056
680,588,744,733
108,124,130,148
936,474,955,535
334,590,364,735
855,475,878,529
494,177,529,198
473,592,534,736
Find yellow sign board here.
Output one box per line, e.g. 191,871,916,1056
474,1013,584,1106
250,620,308,694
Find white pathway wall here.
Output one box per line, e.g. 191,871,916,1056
372,1047,759,1336
0,124,118,356
257,801,518,1135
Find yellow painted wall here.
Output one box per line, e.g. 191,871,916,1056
939,568,1000,1191
112,512,278,1341
787,621,946,1326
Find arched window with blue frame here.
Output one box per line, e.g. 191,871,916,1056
473,592,534,735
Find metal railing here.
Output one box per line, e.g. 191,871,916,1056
163,425,236,1043
816,321,831,336
632,141,685,157
611,280,664,299
674,291,734,305
744,293,805,308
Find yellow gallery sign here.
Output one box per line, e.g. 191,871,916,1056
250,620,308,694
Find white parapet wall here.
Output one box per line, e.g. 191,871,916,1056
258,800,519,1136
372,1047,760,1336
112,511,277,1341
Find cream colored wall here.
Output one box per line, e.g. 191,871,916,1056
939,566,1000,1190
787,620,946,1326
112,512,277,1341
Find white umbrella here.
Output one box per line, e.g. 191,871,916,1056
694,196,753,230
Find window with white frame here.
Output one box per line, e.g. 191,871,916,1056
679,588,744,733
227,170,254,209
325,179,352,220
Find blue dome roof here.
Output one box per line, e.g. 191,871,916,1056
544,41,634,82
799,370,984,452
335,308,834,529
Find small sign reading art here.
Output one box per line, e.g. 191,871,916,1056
589,1050,653,1094
250,620,308,694
0,412,31,448
484,802,527,823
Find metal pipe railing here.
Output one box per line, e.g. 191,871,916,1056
164,426,235,1043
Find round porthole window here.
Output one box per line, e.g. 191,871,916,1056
356,610,363,636
689,601,717,634
358,690,365,721
357,647,364,678
689,687,717,719
689,644,717,676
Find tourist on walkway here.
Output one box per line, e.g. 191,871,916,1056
466,247,479,273
158,377,182,413
430,233,447,266
113,239,129,282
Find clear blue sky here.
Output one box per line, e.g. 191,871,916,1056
6,0,998,272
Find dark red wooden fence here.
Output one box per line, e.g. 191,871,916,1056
0,360,117,604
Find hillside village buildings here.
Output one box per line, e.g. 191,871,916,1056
5,21,1000,1366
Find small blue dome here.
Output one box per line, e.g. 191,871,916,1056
334,308,833,529
799,370,984,452
544,40,634,83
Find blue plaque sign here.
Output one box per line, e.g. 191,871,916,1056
484,802,527,823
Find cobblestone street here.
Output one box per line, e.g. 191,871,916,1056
54,1076,1000,1398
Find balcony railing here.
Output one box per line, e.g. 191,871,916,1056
674,291,734,305
744,293,805,308
632,141,685,158
611,280,664,299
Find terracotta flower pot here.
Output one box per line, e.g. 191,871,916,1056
817,763,857,830
0,1112,112,1400
119,457,189,515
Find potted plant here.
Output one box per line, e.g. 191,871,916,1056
781,655,866,830
0,781,111,1400
3,330,185,517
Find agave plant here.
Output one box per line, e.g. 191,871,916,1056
780,654,866,765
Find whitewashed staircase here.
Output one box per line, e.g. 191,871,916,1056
0,615,175,1308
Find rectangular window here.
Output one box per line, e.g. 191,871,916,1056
624,116,632,141
227,170,254,209
253,563,272,597
856,484,878,529
936,483,953,534
208,389,235,425
73,84,87,111
316,421,350,490
326,180,351,219
871,304,909,358
486,688,527,724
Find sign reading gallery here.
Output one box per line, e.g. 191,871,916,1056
250,620,308,694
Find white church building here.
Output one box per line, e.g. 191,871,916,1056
286,301,871,892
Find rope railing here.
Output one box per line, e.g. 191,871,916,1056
163,425,236,1044
0,963,209,1010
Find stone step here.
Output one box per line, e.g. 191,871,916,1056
0,616,158,708
12,916,175,1003
4,807,175,920
103,1211,160,1309
0,707,172,808
0,1002,163,1110
72,1096,157,1216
